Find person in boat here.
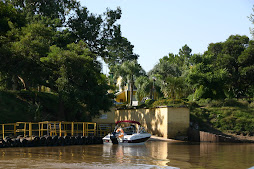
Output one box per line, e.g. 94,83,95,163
130,124,136,133
116,127,124,138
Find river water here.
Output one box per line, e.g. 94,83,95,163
0,141,253,169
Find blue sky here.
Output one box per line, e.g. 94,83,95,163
80,0,253,73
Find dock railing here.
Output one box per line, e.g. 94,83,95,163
0,122,40,138
0,121,102,138
96,123,115,137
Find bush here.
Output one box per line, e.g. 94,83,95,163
145,99,154,107
197,98,212,106
201,99,249,108
208,100,224,107
188,101,200,111
223,99,248,108
152,99,186,107
249,101,254,108
137,103,146,108
190,103,254,135
115,102,128,109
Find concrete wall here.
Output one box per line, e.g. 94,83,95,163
92,107,189,139
115,108,168,138
167,107,190,138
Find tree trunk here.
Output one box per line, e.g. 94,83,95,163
12,75,18,90
150,85,153,99
130,77,133,106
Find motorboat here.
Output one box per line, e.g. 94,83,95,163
103,120,151,144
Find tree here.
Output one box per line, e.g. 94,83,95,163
187,55,227,100
135,76,153,101
2,22,53,90
9,0,79,26
68,6,138,68
41,41,113,120
187,35,253,100
178,44,192,68
0,0,138,120
0,1,26,89
213,35,249,98
160,76,185,100
148,58,181,79
249,5,254,38
0,1,26,35
8,1,138,67
113,60,145,106
148,45,194,100
238,40,254,98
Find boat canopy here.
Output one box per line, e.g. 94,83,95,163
115,120,141,125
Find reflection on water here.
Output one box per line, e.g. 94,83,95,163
0,141,253,169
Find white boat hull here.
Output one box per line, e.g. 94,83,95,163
103,133,151,145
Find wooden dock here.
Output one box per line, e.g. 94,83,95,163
0,121,114,148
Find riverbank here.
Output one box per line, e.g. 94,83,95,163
190,99,254,138
1,90,253,142
225,132,254,142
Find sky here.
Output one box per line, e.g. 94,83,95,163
79,0,253,74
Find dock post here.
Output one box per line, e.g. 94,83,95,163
83,123,85,136
59,122,62,137
29,122,32,137
71,122,74,136
2,124,4,138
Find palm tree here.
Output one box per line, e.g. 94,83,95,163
135,76,152,101
161,76,185,99
113,60,145,106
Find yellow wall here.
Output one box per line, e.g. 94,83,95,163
115,90,138,103
115,92,126,103
92,107,189,139
114,108,168,138
92,108,115,124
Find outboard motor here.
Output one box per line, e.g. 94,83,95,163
110,132,118,144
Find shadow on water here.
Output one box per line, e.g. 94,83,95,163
0,141,253,169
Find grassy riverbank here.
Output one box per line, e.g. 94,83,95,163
189,99,254,138
137,98,254,139
1,90,254,139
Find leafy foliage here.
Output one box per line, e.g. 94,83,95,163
135,76,152,101
152,98,187,108
190,99,254,135
148,44,193,100
187,35,253,100
112,60,145,106
191,106,254,135
0,1,124,121
41,41,114,119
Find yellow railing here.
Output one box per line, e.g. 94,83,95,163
0,121,114,138
16,122,39,137
0,122,40,138
0,123,16,138
96,123,115,137
0,121,100,138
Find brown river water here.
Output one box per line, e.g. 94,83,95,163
0,141,253,169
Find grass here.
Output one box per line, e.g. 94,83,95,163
190,99,254,136
141,98,254,136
